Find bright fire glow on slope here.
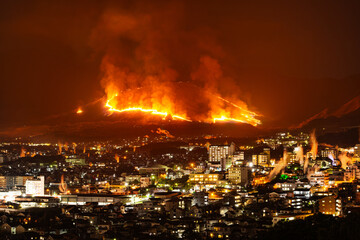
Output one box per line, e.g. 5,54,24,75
213,96,261,125
76,108,83,114
105,94,191,122
105,93,260,125
213,116,247,123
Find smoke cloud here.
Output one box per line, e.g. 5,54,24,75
294,145,304,166
339,152,352,170
310,130,318,159
90,1,259,125
268,150,288,181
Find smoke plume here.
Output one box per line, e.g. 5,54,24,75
310,130,318,159
339,152,352,170
90,1,260,125
294,146,304,165
303,156,309,174
328,153,335,165
268,150,288,181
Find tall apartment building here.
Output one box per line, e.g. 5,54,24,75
208,143,235,171
25,176,45,196
231,151,245,165
319,195,342,216
252,147,271,167
0,176,34,189
228,165,249,185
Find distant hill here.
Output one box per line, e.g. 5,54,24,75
296,95,360,131
293,95,360,147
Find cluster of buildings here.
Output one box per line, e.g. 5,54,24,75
0,132,359,239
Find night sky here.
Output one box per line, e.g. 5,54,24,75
1,0,360,134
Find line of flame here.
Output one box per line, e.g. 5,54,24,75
215,96,261,126
213,116,247,124
217,96,259,116
212,114,260,126
105,93,260,125
105,95,192,122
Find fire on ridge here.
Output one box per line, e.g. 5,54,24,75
105,94,191,122
105,92,261,126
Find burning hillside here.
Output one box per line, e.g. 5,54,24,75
104,81,260,125
91,2,260,126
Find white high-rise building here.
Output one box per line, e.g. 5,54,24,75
232,151,245,165
208,143,235,171
26,176,44,196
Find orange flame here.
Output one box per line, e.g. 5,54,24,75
20,147,26,158
58,143,63,155
115,154,120,163
76,108,83,114
59,175,67,194
156,128,174,138
91,6,261,127
213,100,260,125
213,116,247,124
105,94,191,121
105,93,260,125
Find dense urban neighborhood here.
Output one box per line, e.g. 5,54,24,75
0,131,360,239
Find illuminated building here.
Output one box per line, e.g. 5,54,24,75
0,176,34,189
208,143,235,170
272,213,313,226
25,176,44,196
274,182,296,192
355,144,360,157
288,198,303,209
0,191,22,201
252,153,269,167
125,175,151,187
251,147,271,167
344,165,360,181
60,194,128,205
0,177,6,189
220,157,232,171
139,167,166,176
231,151,245,165
320,148,338,159
319,195,342,216
15,196,59,208
263,148,270,157
192,192,208,206
228,165,249,185
288,153,297,164
65,157,86,166
353,144,360,162
293,187,311,199
252,155,257,166
189,174,220,184
308,172,329,186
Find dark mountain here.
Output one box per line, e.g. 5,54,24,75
295,95,360,147
0,98,264,142
297,95,360,131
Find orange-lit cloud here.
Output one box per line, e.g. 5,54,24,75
91,2,260,126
